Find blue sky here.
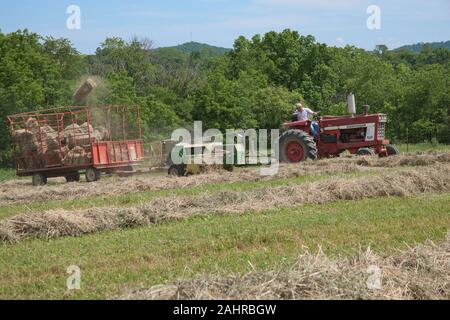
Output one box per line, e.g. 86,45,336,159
0,0,449,53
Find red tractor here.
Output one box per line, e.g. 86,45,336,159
279,96,399,162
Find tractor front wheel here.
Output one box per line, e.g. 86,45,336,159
279,130,318,163
357,148,375,156
386,144,400,156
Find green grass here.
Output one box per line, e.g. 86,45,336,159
0,193,448,299
0,168,16,182
0,168,402,220
396,142,450,153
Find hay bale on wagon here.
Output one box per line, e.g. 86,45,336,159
25,118,40,135
20,119,60,152
63,122,102,148
13,129,38,151
80,122,94,133
40,125,59,151
64,123,88,148
43,149,63,166
62,146,92,166
63,123,81,148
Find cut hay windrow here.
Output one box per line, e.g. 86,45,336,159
119,236,450,300
0,152,449,207
1,165,448,242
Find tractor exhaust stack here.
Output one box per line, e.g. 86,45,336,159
347,93,356,115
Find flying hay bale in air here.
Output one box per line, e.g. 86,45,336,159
73,78,97,102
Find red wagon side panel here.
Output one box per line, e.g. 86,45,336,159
92,140,144,167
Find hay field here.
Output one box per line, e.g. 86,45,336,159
0,152,448,207
122,236,450,300
0,151,449,299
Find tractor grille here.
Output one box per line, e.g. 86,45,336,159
377,123,386,140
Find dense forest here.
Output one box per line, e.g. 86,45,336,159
161,41,231,56
0,29,449,166
394,40,450,52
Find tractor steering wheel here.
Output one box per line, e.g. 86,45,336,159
314,112,321,120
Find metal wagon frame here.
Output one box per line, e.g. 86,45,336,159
7,105,144,185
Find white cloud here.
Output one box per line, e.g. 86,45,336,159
335,37,345,47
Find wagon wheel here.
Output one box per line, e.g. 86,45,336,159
32,173,47,186
65,172,80,183
85,167,100,182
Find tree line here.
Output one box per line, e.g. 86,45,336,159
0,29,449,166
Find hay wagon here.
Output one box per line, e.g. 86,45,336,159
7,105,144,186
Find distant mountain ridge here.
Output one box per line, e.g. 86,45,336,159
159,41,231,56
159,40,450,56
394,41,450,52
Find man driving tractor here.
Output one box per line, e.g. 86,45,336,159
280,95,399,163
293,102,319,137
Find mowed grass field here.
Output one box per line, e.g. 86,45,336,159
0,145,449,299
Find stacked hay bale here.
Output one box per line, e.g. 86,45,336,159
62,146,92,166
12,128,39,169
63,122,106,148
13,118,62,167
24,118,59,153
61,122,105,166
13,117,106,169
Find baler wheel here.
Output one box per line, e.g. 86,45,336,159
279,130,317,163
168,165,186,177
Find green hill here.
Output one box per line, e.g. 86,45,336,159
161,41,231,56
394,41,450,52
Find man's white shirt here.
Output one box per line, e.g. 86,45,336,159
294,108,314,121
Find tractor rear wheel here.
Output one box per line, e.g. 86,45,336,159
279,130,317,163
357,148,375,156
386,144,400,156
